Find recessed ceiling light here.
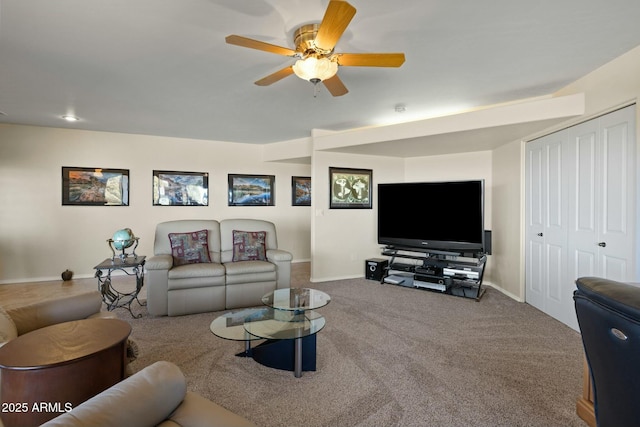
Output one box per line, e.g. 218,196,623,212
61,115,80,122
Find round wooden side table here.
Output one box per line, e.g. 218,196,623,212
0,318,131,427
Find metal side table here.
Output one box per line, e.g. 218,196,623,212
94,256,146,318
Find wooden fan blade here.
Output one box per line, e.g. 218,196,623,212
314,0,357,52
336,53,406,67
323,74,348,97
225,35,296,57
255,66,295,86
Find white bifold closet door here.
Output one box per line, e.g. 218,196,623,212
525,105,636,330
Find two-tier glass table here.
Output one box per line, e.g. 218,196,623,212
210,288,330,378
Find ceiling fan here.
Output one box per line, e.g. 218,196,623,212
225,0,405,96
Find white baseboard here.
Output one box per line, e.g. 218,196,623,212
0,276,63,285
310,274,365,283
483,281,523,302
0,270,130,285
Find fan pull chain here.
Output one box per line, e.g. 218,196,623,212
311,78,321,98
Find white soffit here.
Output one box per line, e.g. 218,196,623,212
313,93,585,157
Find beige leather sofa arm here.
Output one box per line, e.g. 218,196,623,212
145,254,174,316
266,249,293,289
145,254,174,270
7,291,103,335
266,249,293,262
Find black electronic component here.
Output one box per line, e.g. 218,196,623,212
365,258,388,281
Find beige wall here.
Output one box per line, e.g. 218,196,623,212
555,45,640,117
0,125,311,283
490,140,524,300
310,150,404,282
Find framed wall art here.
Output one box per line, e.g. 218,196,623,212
228,174,275,206
329,167,372,209
62,167,129,206
153,170,208,206
292,176,311,206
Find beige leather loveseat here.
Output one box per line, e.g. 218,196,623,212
42,360,256,427
145,219,292,316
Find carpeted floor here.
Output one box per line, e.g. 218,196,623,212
120,278,586,427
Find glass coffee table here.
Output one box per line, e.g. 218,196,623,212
209,307,271,357
210,288,330,378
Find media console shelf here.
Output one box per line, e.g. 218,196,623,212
379,246,487,301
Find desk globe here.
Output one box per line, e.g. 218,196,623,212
108,228,139,261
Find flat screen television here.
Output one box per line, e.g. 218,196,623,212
377,180,485,254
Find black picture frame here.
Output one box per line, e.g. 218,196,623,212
152,170,208,206
329,167,372,209
292,176,311,206
228,174,275,206
62,167,129,206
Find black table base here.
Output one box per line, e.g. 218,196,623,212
248,335,317,373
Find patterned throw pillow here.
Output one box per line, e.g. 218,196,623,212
0,305,18,346
232,230,267,262
168,230,212,266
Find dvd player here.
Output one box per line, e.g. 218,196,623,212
388,263,415,272
443,267,480,280
414,274,452,292
414,280,447,292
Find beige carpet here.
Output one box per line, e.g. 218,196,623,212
120,279,586,427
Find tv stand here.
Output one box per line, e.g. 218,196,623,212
380,246,487,301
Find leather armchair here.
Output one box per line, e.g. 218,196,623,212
574,277,640,427
0,291,115,347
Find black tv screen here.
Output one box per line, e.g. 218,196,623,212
377,180,485,254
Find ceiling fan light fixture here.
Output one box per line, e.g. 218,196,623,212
292,56,338,82
226,1,403,96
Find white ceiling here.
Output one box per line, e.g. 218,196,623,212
1,0,640,146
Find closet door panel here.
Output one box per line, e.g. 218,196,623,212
601,255,628,282
546,141,564,230
527,142,544,229
525,139,545,309
601,120,628,234
574,249,596,278
527,240,544,307
568,120,599,306
543,136,569,322
573,128,598,234
546,243,564,302
598,107,635,279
